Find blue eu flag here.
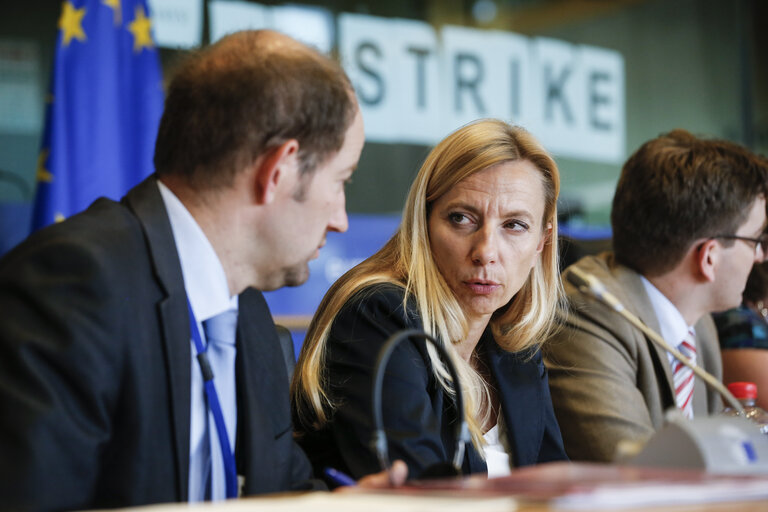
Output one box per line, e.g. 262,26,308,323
31,0,163,230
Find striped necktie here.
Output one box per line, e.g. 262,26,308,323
672,329,697,419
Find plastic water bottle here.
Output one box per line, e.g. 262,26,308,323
721,382,768,435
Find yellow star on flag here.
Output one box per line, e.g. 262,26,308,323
58,1,87,47
103,0,122,25
54,213,67,223
128,6,154,52
36,149,53,183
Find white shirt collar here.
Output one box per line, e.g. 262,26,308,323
640,275,694,349
157,180,238,321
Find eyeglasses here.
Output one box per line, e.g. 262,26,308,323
711,234,768,262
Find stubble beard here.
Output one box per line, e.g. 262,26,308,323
281,260,311,288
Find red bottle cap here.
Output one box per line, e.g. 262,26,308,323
727,381,758,399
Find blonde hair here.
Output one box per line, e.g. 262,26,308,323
291,119,564,451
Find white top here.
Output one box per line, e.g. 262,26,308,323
482,422,512,478
640,277,697,390
157,180,239,501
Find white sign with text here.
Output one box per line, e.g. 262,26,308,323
340,14,625,163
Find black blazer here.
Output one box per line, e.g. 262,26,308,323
0,176,318,511
294,284,567,481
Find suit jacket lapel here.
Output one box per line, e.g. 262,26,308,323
609,256,722,415
692,314,722,414
609,258,677,403
236,288,287,493
123,176,191,500
483,333,543,467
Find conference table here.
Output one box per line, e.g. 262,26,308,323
107,462,768,512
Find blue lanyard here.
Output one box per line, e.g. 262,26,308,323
186,298,238,499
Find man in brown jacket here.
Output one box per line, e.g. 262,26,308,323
545,130,768,462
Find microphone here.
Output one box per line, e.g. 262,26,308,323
565,266,743,413
370,329,471,482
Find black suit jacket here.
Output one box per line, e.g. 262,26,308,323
0,177,317,511
294,284,567,481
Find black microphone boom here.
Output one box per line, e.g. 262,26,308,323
371,329,471,482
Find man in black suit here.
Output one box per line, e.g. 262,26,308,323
0,30,397,510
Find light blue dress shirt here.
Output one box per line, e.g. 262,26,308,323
157,181,239,501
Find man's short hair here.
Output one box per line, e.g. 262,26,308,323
612,129,768,276
154,30,356,190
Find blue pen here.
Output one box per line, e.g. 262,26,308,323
323,467,357,487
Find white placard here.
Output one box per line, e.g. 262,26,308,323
441,25,533,130
338,15,625,162
577,43,625,163
147,0,202,49
391,18,442,143
271,5,334,54
525,38,624,163
209,0,269,43
339,14,441,144
207,8,626,163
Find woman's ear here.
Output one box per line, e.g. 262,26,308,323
537,222,552,253
695,238,719,282
253,139,299,204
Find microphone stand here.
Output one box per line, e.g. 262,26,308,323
567,266,744,413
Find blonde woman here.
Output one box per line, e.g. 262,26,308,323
291,119,567,483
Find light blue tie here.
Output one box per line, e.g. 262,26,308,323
202,309,238,500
